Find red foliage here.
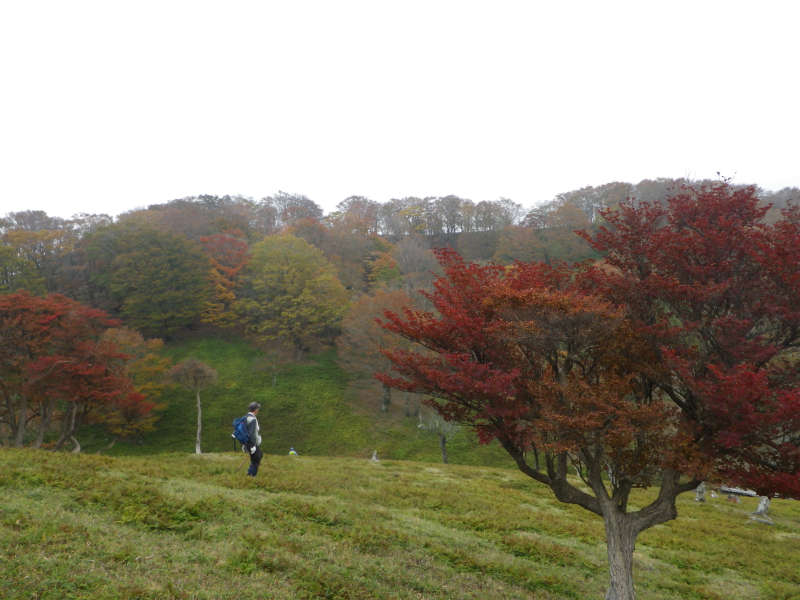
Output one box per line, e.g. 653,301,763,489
380,182,800,498
377,181,800,600
0,291,154,447
378,249,679,488
580,182,800,496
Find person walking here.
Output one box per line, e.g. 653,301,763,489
245,402,263,477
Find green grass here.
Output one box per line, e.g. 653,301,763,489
1,450,799,600
78,336,508,467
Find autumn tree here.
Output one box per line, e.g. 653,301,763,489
0,228,77,293
578,182,800,498
169,359,218,454
0,210,69,233
291,216,378,293
198,232,249,328
235,234,349,355
116,195,257,241
388,235,440,303
379,181,800,600
263,191,323,229
364,250,401,290
329,196,380,236
498,201,598,265
98,328,170,444
337,288,416,412
492,225,544,264
378,251,670,599
0,291,153,449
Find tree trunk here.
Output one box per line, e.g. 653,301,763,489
14,395,28,447
603,512,638,600
195,390,202,454
70,435,81,453
439,433,448,464
381,383,391,413
54,403,79,451
35,399,54,449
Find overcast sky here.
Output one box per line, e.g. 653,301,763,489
1,1,798,219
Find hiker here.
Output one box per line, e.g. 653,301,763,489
245,402,262,476
288,447,298,456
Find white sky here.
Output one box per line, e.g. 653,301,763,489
1,1,798,219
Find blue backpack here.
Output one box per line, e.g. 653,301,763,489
232,415,250,449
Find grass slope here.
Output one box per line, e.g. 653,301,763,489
81,336,507,466
1,450,799,599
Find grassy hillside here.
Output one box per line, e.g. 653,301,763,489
1,449,799,599
80,336,507,467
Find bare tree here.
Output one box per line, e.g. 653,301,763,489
418,408,460,464
169,359,218,454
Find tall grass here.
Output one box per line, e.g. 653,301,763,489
1,449,799,599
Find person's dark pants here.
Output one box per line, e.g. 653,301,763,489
248,447,263,476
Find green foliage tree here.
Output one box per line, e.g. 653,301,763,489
0,244,44,293
235,234,349,355
0,228,76,293
83,225,212,338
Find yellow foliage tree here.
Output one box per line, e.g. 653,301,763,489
235,234,349,355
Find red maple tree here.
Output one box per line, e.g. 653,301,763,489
0,291,154,449
580,183,800,498
378,182,800,600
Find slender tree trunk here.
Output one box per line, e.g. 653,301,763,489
603,511,637,600
439,433,448,464
54,403,79,450
35,399,53,449
2,385,18,445
195,390,202,454
70,435,81,453
381,383,391,413
14,395,28,447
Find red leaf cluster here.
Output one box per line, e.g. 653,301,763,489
0,291,154,447
380,182,800,498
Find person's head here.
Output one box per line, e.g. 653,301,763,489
248,401,261,414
